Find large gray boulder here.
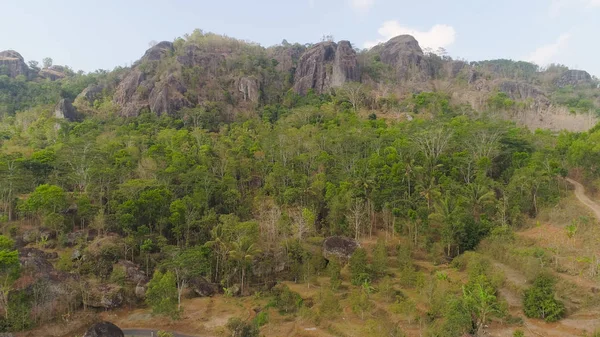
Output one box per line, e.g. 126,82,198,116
39,65,67,81
76,84,106,105
556,69,592,87
113,70,149,117
499,81,547,101
322,236,360,261
293,40,360,95
140,41,174,63
189,276,219,297
55,99,77,121
370,35,432,81
148,74,191,116
116,260,148,284
0,50,29,78
83,322,124,337
237,76,260,103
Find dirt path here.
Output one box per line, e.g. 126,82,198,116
566,178,600,220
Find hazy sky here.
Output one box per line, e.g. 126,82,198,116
1,0,599,76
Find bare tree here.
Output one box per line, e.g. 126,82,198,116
338,82,364,112
347,199,368,240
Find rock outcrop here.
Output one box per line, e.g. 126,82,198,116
268,44,305,73
556,70,592,87
55,99,77,121
293,40,360,95
498,81,547,102
237,76,260,103
371,35,432,81
84,283,124,309
0,50,29,78
322,236,360,261
147,74,191,115
140,41,174,63
39,65,67,81
190,277,219,297
116,260,148,284
76,84,106,105
83,322,124,337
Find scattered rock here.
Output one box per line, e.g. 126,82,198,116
83,322,124,337
556,69,592,87
84,284,124,309
322,236,360,261
293,40,360,95
71,249,82,261
54,99,78,121
135,283,146,299
0,50,29,78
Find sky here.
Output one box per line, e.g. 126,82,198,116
1,0,599,76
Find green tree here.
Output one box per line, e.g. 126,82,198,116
42,57,53,68
350,248,369,285
146,270,179,319
523,274,564,322
328,258,342,291
0,236,20,320
22,184,67,226
226,317,259,337
371,239,388,277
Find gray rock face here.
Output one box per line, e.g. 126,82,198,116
372,35,432,81
499,81,547,101
268,44,305,73
113,70,148,117
237,76,260,103
0,50,29,78
55,99,77,121
84,284,124,309
556,70,592,87
148,74,191,116
83,322,124,337
322,236,360,261
293,40,360,95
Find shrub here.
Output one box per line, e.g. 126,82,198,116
272,285,303,314
226,317,259,337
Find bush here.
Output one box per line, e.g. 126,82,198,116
272,285,303,314
226,317,259,337
350,248,370,285
523,274,564,322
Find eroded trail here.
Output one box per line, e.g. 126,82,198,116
566,178,600,220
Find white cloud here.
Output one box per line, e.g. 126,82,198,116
349,0,375,13
364,21,456,50
525,33,571,65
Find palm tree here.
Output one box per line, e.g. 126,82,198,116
463,183,495,221
229,236,261,295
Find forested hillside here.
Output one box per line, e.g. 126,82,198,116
1,30,600,337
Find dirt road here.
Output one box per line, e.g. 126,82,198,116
565,178,600,220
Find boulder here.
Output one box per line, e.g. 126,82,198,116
84,284,124,309
135,284,146,299
189,277,219,297
77,84,105,105
0,50,29,78
322,236,360,261
370,35,432,81
293,40,360,95
19,248,56,276
71,249,82,261
54,99,77,121
112,69,149,117
237,76,260,103
116,260,148,284
83,322,124,337
556,69,592,87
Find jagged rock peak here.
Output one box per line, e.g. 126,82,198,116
293,40,360,95
371,34,432,81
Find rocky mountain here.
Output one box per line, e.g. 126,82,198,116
1,30,599,131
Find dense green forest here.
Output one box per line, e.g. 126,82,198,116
2,31,600,337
